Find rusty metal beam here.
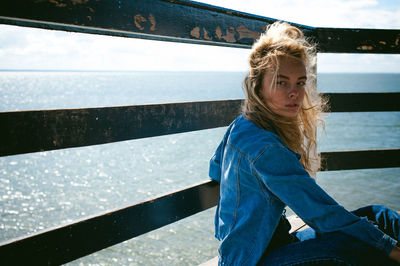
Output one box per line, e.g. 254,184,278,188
1,93,399,157
326,92,400,112
0,0,297,49
316,27,400,54
0,148,399,265
0,100,242,157
1,0,399,53
0,180,220,265
321,149,400,171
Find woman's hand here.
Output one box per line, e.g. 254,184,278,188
389,245,400,263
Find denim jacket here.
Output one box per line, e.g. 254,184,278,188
209,115,396,266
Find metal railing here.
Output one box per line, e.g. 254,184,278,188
1,0,399,264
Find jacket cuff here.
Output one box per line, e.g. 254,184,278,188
379,234,397,255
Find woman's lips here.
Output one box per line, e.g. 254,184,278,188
285,103,299,111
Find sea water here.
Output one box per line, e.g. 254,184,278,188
0,71,399,265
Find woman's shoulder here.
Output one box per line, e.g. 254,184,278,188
228,115,285,157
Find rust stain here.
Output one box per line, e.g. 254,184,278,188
190,27,200,39
236,25,260,40
215,26,237,43
216,26,222,39
379,41,387,45
48,0,67,7
46,0,90,7
87,15,92,21
356,45,374,51
134,14,146,30
327,36,332,40
71,0,89,5
222,27,236,43
203,27,212,40
395,38,399,46
149,13,156,31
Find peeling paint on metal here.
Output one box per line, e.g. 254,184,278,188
133,13,157,31
149,13,156,31
236,25,260,40
356,45,374,51
203,27,212,40
134,14,146,30
47,0,88,7
71,0,89,5
190,25,260,43
222,27,236,43
215,26,222,39
48,0,67,8
190,27,200,38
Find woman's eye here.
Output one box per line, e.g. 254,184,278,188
277,81,285,85
297,81,306,86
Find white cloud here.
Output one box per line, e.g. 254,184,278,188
0,0,399,72
0,25,249,71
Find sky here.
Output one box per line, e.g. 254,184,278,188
0,0,399,72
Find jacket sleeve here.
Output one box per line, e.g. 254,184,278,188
253,144,397,255
209,121,236,183
209,140,223,183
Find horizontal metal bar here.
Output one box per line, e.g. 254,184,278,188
1,93,399,157
0,0,297,49
1,0,399,53
316,27,400,54
0,180,220,265
1,148,398,264
326,92,400,112
321,149,400,171
0,99,242,157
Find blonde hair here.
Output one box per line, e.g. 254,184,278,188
242,21,327,176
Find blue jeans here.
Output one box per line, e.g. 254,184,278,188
259,205,400,265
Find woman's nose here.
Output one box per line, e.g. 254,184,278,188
288,86,299,99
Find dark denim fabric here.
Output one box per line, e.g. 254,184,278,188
260,205,400,265
209,115,398,265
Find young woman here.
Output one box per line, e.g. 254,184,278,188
209,21,400,265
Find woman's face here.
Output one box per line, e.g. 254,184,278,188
261,56,306,118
